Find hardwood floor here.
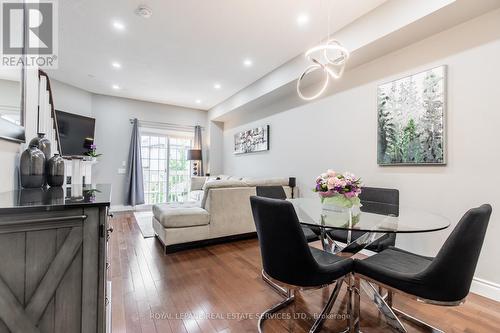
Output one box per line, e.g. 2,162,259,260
109,212,500,333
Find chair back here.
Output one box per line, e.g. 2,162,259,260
250,196,319,285
360,187,399,216
255,186,287,200
423,204,492,302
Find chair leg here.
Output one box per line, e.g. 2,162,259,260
359,278,444,333
258,289,295,333
360,280,407,332
309,281,342,333
348,275,361,333
261,270,288,297
391,307,444,333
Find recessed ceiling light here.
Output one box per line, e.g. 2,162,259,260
195,99,202,104
243,59,253,67
111,62,121,69
112,21,125,31
214,83,221,90
112,84,121,90
297,14,309,26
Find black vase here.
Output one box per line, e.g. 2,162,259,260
29,133,51,161
47,154,65,187
20,145,46,188
19,188,46,205
46,186,64,205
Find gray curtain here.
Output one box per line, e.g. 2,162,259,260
126,118,145,206
194,125,204,176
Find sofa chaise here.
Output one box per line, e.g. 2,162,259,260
152,175,292,252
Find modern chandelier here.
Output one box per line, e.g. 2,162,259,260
297,3,350,101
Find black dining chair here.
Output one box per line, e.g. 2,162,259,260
250,196,353,333
353,204,492,332
255,186,320,242
327,187,399,252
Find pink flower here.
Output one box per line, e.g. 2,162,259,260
327,177,337,189
327,169,336,177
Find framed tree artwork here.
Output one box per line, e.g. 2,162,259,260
377,65,446,165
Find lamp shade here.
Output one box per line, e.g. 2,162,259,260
187,149,202,161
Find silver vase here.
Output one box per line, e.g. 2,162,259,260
47,154,65,187
29,133,51,161
20,145,46,188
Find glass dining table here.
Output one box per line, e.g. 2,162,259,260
288,198,451,333
290,198,450,254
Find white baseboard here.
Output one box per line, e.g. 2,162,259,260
471,277,500,302
110,205,134,212
110,204,152,213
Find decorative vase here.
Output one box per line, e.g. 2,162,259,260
29,133,51,161
19,188,46,205
320,194,361,210
46,186,64,205
47,154,65,187
20,145,46,188
320,195,363,231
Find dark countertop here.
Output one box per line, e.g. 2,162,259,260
0,184,112,213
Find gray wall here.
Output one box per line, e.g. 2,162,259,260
51,80,93,117
221,12,500,291
0,76,209,204
48,81,208,206
90,94,207,205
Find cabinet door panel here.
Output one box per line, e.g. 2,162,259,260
0,232,25,333
0,211,96,333
26,229,57,333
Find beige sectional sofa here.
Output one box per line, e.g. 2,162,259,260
152,175,292,252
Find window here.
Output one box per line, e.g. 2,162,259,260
141,132,192,205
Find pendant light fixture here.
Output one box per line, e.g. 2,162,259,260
297,2,350,101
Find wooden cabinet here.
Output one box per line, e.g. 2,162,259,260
0,185,111,333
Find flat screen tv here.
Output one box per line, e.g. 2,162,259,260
55,110,96,157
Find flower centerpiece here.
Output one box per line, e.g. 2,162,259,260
314,170,362,208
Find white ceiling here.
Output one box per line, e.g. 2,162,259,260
48,0,386,110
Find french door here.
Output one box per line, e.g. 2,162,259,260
141,133,192,205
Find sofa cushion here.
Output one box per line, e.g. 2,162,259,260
201,180,249,208
202,179,247,191
190,176,207,191
188,190,204,202
153,203,210,228
242,177,289,187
